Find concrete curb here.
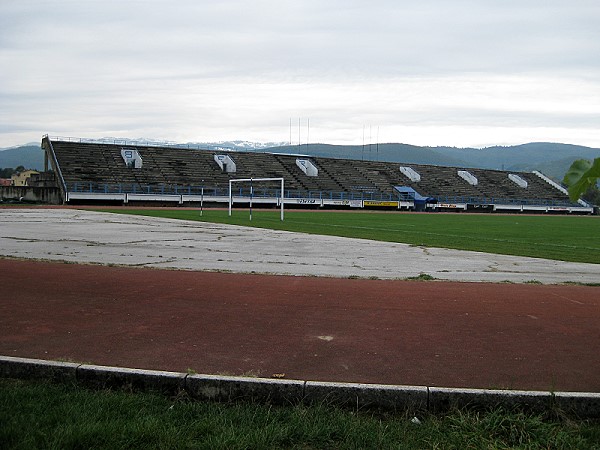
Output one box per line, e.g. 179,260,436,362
304,380,428,412
1,356,599,418
77,364,186,395
0,356,80,384
186,373,305,404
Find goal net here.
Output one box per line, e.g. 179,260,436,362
228,177,284,221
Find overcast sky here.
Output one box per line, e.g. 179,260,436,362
1,0,599,148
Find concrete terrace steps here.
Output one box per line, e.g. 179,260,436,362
314,157,380,193
353,164,399,195
48,139,575,205
1,356,599,418
273,154,343,193
380,161,573,203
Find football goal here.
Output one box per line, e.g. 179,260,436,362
228,177,284,221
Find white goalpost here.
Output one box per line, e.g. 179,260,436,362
228,177,284,221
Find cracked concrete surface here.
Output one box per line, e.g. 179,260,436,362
1,208,599,284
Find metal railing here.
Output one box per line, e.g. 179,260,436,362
66,182,582,207
395,193,579,208
46,136,254,152
66,183,397,201
41,135,67,197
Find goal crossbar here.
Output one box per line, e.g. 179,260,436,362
228,177,284,221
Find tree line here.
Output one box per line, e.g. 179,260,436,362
0,166,27,178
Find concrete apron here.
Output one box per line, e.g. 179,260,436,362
1,208,599,284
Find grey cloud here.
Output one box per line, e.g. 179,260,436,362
1,0,599,147
5,0,599,78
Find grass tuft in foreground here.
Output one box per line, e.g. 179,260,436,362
1,379,599,449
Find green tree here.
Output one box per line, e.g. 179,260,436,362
563,158,600,203
583,184,600,205
0,167,16,178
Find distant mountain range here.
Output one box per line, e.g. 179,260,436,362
0,144,45,172
2,140,599,182
266,142,600,181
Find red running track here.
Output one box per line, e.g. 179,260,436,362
1,258,599,392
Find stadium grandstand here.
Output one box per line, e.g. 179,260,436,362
41,135,593,213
